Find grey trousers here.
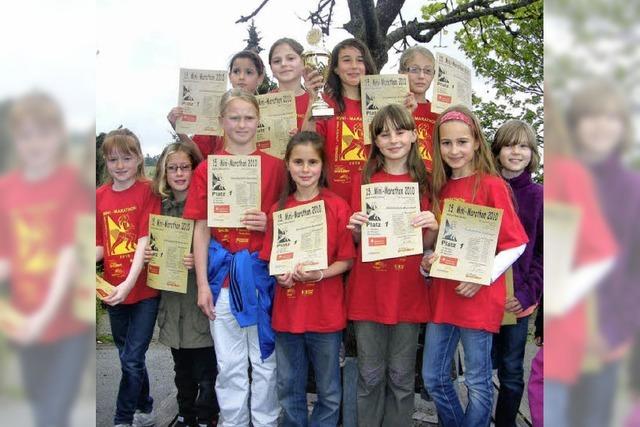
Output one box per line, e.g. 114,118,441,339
354,321,420,427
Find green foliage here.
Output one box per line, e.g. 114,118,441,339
243,20,278,95
453,0,543,172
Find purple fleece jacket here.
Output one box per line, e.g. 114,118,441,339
505,171,543,311
588,154,640,348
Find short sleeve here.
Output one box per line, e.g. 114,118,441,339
350,173,363,212
183,161,208,220
334,199,356,262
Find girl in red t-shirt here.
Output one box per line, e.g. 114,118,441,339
260,131,355,426
398,45,439,172
267,38,310,131
96,128,162,426
421,105,528,427
183,88,283,427
347,104,439,427
167,50,267,158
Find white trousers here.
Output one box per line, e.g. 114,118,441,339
211,287,279,427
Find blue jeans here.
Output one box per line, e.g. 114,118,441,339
422,323,493,427
276,331,342,427
108,297,159,425
492,315,529,426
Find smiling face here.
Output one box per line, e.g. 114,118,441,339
269,43,304,87
287,143,323,192
334,46,367,90
219,98,259,148
498,141,532,175
402,52,435,98
374,121,416,164
165,151,193,194
439,120,479,178
105,148,141,189
229,57,264,93
12,118,65,173
575,113,625,162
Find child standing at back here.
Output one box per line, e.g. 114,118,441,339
347,104,439,427
260,131,356,426
183,89,284,427
145,142,220,427
96,128,161,427
399,46,439,171
167,50,267,158
421,106,528,427
490,120,543,427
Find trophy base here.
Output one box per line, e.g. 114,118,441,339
311,106,334,119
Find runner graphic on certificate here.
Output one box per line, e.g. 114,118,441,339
360,182,423,262
430,200,503,285
207,155,261,228
269,200,328,276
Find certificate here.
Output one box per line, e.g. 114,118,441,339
432,53,472,113
544,202,581,315
361,74,410,145
207,155,261,228
147,214,194,294
430,200,503,286
73,214,96,322
256,91,297,159
360,182,423,262
176,68,228,136
96,274,117,300
0,299,25,332
269,200,328,276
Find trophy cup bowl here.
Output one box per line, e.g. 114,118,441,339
302,48,334,119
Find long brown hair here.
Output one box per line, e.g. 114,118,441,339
431,105,497,216
362,104,430,197
278,131,328,209
325,38,377,114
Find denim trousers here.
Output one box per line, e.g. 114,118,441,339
492,315,530,426
354,321,420,427
423,322,493,427
275,331,342,427
108,297,159,425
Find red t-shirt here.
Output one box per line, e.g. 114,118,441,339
316,96,370,202
0,167,90,342
191,135,224,159
413,101,438,172
544,157,617,383
346,171,432,324
260,189,355,333
96,179,161,304
183,149,285,254
428,174,528,333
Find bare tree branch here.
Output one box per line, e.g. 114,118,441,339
235,0,271,24
375,0,406,35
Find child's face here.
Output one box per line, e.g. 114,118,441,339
105,149,141,188
439,120,479,177
270,44,304,86
229,58,264,93
220,99,259,147
334,46,366,89
375,122,415,163
498,141,532,174
575,113,624,161
403,53,435,96
287,144,323,192
12,118,64,172
165,151,193,194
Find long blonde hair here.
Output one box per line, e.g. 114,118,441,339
431,105,497,216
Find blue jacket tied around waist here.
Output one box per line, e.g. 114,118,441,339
207,240,275,360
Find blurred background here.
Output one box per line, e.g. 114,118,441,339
545,0,640,426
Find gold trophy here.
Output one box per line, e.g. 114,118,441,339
302,27,334,118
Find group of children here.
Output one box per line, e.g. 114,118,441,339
96,37,543,427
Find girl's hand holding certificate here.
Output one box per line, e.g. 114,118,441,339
411,210,438,230
276,271,295,289
241,208,267,232
455,281,483,298
347,211,368,233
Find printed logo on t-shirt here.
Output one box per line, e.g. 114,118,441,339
12,211,56,274
104,210,137,256
338,121,366,162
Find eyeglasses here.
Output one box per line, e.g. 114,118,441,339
166,164,192,173
405,66,435,76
